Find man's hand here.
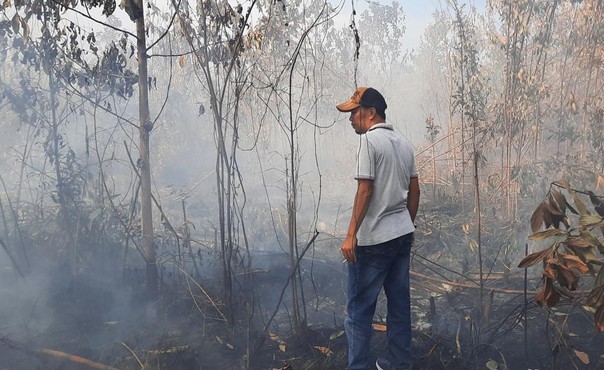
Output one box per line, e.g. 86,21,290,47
341,236,357,263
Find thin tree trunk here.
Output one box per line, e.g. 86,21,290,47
136,0,158,300
48,69,67,223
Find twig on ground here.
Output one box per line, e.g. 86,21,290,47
121,342,145,370
38,348,123,370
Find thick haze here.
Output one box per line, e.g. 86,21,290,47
0,0,603,368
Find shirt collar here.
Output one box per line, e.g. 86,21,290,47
368,123,393,131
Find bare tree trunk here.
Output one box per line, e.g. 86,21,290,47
48,68,67,224
136,0,158,300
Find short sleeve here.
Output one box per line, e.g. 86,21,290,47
355,134,375,180
410,151,418,178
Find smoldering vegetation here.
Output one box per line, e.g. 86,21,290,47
0,0,603,369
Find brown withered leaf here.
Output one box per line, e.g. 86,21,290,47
546,286,561,306
528,229,565,241
565,236,594,248
583,231,604,253
566,201,579,215
542,204,553,229
566,244,599,264
586,285,604,308
552,262,579,291
597,175,604,191
595,305,604,333
572,192,589,216
588,191,604,217
554,214,569,229
313,345,333,356
559,254,589,274
543,264,557,279
579,214,603,226
554,179,571,190
544,201,568,228
535,278,560,307
518,247,555,268
548,194,562,214
573,349,590,365
535,287,547,306
372,323,387,332
530,203,546,233
551,189,567,214
596,266,604,287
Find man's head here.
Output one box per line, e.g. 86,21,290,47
336,87,387,134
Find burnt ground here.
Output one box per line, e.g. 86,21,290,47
1,243,603,370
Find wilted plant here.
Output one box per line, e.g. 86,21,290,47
519,179,604,332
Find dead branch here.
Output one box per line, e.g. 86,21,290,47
411,270,536,295
169,262,228,322
121,342,145,370
411,270,592,296
38,348,123,370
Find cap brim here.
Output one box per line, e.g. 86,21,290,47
336,100,360,112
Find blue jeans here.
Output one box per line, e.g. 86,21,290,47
345,233,413,370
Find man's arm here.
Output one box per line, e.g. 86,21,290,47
407,176,420,223
341,179,373,263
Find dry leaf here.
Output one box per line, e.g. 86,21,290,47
583,305,596,313
579,214,602,226
372,323,387,332
551,189,567,214
586,285,604,308
595,305,604,333
269,332,280,342
588,191,604,217
313,345,332,356
279,343,286,352
565,236,591,248
518,247,554,268
329,330,345,340
572,192,589,216
554,179,571,190
528,229,565,241
178,55,185,68
554,263,579,290
595,266,604,287
11,13,19,33
597,175,604,191
573,349,590,365
530,203,545,233
559,254,589,273
486,359,499,370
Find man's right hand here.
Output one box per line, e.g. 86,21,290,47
340,236,357,263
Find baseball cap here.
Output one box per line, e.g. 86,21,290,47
336,87,387,113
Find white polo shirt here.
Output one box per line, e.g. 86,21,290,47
355,122,418,246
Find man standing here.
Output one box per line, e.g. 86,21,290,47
336,87,420,370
